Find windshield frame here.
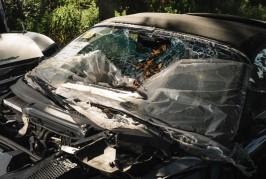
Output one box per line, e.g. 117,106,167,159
54,23,251,66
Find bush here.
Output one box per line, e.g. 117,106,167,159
49,2,98,46
4,0,99,47
3,0,266,47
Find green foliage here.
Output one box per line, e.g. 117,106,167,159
3,0,266,47
4,0,98,46
4,0,24,30
50,4,82,45
155,0,266,19
40,0,98,46
238,2,266,19
115,10,126,17
49,3,98,45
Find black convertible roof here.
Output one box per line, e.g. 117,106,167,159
99,13,266,58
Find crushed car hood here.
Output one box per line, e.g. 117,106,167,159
23,50,255,176
26,50,250,146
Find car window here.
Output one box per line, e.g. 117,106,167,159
57,26,248,86
33,26,249,89
250,48,266,90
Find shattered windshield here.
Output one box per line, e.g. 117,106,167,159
27,26,250,146
35,26,248,87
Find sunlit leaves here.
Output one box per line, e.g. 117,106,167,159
4,0,98,46
3,0,266,47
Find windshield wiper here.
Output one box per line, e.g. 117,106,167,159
28,76,74,111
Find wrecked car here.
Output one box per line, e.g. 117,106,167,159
0,31,58,94
0,13,266,178
0,0,58,95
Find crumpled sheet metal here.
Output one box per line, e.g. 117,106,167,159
26,26,254,175
28,51,250,145
27,53,254,176
163,126,256,177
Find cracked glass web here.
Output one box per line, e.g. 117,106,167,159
73,27,247,85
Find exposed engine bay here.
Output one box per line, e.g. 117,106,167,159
1,91,255,179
